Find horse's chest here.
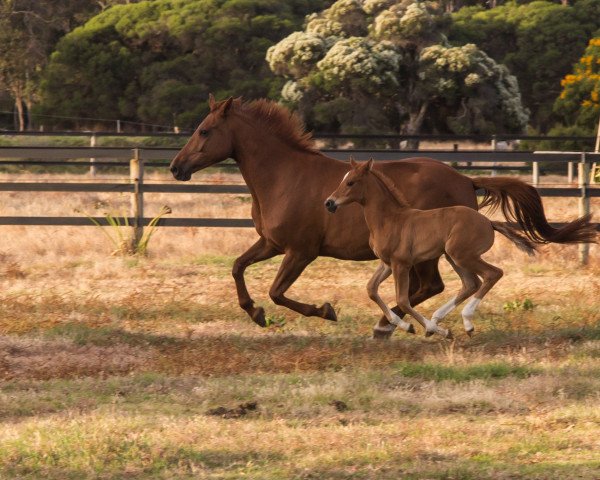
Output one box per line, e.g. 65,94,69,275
369,235,390,262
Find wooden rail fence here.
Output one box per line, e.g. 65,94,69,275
0,146,598,263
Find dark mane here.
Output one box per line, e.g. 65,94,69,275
369,168,411,208
237,99,318,153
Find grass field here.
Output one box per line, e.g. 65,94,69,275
1,170,599,479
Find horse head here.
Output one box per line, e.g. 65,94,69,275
325,157,374,213
170,94,241,181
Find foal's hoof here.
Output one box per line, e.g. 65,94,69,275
425,330,435,338
320,302,337,322
251,307,267,328
445,329,454,340
465,327,474,337
407,324,416,334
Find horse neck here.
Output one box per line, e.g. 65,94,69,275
362,171,411,227
229,114,310,186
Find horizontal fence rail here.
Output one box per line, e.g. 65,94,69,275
0,147,598,234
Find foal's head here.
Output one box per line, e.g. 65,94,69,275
325,158,374,213
170,94,240,181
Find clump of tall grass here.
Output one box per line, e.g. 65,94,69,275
75,204,172,256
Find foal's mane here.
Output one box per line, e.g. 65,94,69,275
369,168,410,208
236,99,319,153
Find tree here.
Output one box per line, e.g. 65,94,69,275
0,0,107,130
267,0,528,145
553,37,600,136
450,0,600,131
38,0,332,131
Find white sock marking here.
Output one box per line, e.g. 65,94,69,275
431,297,457,324
462,297,481,331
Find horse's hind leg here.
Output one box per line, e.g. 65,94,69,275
454,257,503,334
373,258,445,339
232,237,280,327
268,251,337,321
431,256,481,334
367,261,415,335
392,262,452,339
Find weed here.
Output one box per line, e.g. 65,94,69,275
503,298,535,312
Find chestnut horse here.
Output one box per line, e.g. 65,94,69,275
326,158,539,338
170,95,596,338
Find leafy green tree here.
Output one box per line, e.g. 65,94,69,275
552,37,600,137
39,0,331,130
267,0,528,144
0,0,117,130
450,0,600,131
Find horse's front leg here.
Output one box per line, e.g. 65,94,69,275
367,261,415,335
373,258,445,339
268,252,337,321
232,237,280,327
392,261,453,339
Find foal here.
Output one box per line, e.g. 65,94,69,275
325,159,536,338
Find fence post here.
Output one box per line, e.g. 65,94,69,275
130,148,144,251
567,162,574,184
532,161,540,186
578,152,590,265
90,133,97,177
490,135,498,177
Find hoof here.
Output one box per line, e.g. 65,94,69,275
466,327,474,337
251,307,267,328
407,324,416,334
320,302,337,322
373,328,394,340
445,329,454,340
425,330,435,338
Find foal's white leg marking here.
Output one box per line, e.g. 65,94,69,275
386,307,413,332
461,297,481,333
431,296,458,324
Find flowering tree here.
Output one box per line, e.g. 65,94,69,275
267,0,528,144
554,37,600,134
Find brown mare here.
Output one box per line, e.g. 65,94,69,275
169,95,596,338
326,159,540,337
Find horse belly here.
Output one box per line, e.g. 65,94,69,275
319,204,375,260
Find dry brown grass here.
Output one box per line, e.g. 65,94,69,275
0,170,598,478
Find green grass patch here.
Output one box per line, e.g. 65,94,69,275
393,361,537,382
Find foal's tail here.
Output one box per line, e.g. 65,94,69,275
472,176,598,244
491,221,536,256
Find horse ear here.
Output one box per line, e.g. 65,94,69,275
208,93,216,111
349,156,357,168
233,96,243,108
222,97,234,116
366,158,374,171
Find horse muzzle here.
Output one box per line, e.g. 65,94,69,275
169,164,192,181
325,198,338,213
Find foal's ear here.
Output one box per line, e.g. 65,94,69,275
366,158,374,171
233,96,243,108
349,156,357,168
208,93,216,111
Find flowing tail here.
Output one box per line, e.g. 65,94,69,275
492,221,536,256
472,176,598,244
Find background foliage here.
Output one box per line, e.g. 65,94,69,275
267,0,528,140
37,0,332,131
0,0,599,137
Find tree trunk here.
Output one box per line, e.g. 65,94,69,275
14,96,25,131
400,103,428,150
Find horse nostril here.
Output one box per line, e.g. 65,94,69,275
170,165,179,176
325,199,333,208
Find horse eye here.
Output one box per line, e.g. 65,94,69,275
347,181,354,186
200,129,209,136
